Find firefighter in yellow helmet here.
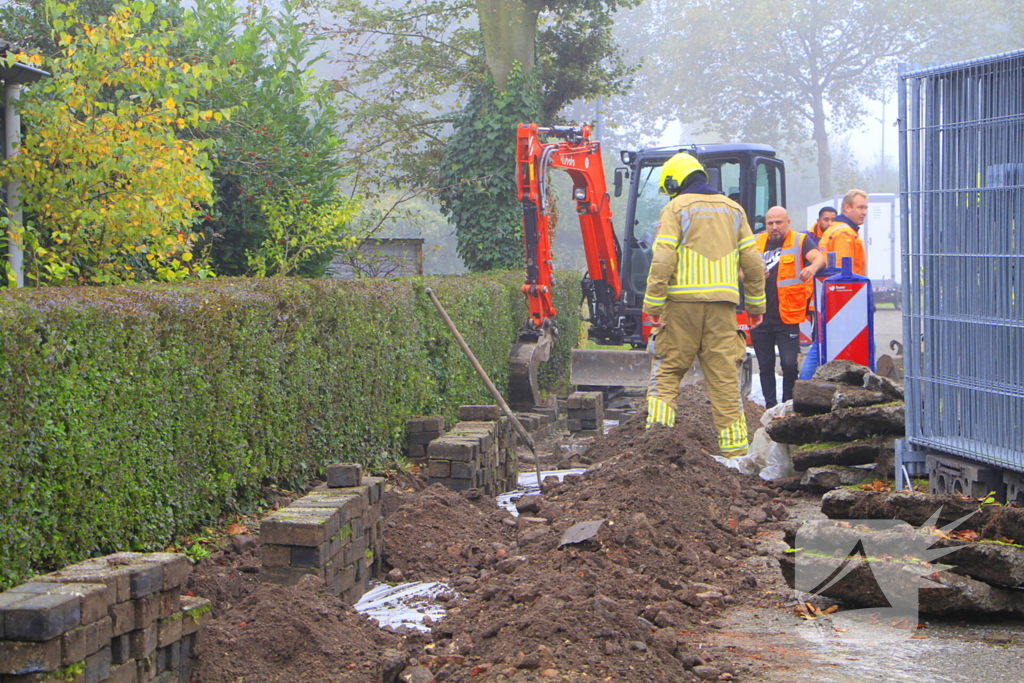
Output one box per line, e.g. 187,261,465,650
643,152,766,455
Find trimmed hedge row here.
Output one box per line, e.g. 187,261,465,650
0,272,581,589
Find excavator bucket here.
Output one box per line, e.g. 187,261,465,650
508,331,555,409
569,349,653,388
570,348,754,397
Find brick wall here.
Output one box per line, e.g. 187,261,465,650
0,552,209,683
259,467,384,605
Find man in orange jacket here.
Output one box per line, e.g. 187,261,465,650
806,206,837,244
754,206,824,408
818,189,868,275
798,189,869,380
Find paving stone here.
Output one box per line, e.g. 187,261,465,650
427,460,451,478
458,405,502,421
288,492,362,523
134,593,160,630
138,554,190,592
407,431,441,445
109,632,131,665
260,544,291,568
35,563,132,605
102,555,164,600
179,598,210,637
107,660,137,683
156,613,183,648
326,463,362,488
259,508,339,547
41,584,110,627
362,477,385,505
450,461,477,480
0,637,61,675
84,645,110,683
428,438,478,462
108,601,135,637
0,591,33,639
290,544,330,568
156,590,180,621
129,624,158,659
4,592,81,641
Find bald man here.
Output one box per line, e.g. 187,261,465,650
753,207,825,408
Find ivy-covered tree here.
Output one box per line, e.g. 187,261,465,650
0,1,226,285
311,0,638,271
440,0,638,271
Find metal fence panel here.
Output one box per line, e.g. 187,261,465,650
899,51,1024,472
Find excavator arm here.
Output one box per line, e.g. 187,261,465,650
509,123,623,408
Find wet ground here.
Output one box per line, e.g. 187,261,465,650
720,497,1024,683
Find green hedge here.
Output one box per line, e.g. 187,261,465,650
0,272,581,589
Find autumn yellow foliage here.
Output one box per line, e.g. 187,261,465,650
0,1,231,285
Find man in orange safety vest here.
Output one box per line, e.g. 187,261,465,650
754,206,824,407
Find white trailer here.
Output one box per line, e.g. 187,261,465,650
805,193,901,303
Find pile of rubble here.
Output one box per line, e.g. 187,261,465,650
763,360,905,491
778,488,1024,617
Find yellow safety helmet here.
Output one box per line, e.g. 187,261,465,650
660,152,707,195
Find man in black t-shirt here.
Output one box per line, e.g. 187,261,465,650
753,207,825,408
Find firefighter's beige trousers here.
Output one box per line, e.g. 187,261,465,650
646,300,749,454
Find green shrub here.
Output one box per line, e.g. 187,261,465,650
0,271,580,589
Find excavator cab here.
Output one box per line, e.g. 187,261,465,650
614,144,785,345
511,124,786,406
569,144,785,394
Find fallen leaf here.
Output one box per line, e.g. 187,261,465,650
226,523,246,535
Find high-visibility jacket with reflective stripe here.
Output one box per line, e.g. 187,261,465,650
643,192,766,316
756,230,814,325
818,218,866,276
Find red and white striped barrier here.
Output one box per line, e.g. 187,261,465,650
820,257,875,370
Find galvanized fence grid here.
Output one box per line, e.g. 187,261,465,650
898,50,1024,472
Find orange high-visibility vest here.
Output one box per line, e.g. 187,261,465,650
756,230,813,325
819,223,866,276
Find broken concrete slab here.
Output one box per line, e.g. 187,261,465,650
792,380,841,415
791,437,888,470
785,520,1024,589
812,360,872,386
778,552,1024,616
831,387,890,411
820,489,1024,545
862,371,904,401
559,520,605,548
800,465,873,492
765,402,904,445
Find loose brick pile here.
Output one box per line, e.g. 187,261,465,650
423,406,521,496
0,552,210,683
259,466,384,605
405,416,445,462
567,391,604,433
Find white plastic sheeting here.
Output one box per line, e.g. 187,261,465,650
495,468,588,516
353,581,452,632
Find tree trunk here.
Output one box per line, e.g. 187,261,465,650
810,94,832,198
477,0,540,90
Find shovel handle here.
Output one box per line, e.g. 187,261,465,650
424,289,542,489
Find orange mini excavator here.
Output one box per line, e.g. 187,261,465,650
509,123,787,408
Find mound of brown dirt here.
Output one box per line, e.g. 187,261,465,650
192,577,402,683
403,424,784,682
187,382,794,683
381,485,517,582
585,382,767,464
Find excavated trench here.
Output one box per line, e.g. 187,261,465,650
184,382,1024,683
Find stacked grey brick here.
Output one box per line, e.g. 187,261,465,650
259,465,384,605
424,406,520,496
567,391,603,433
405,416,445,463
0,552,210,683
